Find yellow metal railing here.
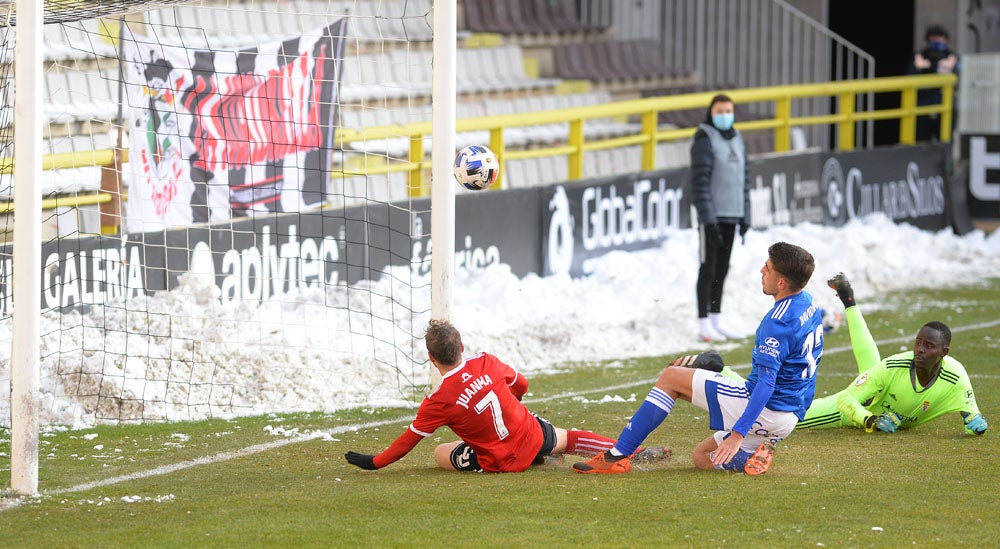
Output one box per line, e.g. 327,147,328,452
332,73,956,195
3,73,956,210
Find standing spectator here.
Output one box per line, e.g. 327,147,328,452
911,24,959,142
690,94,751,342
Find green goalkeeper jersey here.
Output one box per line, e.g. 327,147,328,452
835,352,980,429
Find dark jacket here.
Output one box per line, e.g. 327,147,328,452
689,114,751,226
910,44,958,105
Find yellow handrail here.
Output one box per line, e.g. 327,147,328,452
0,73,956,208
0,192,114,214
332,73,955,191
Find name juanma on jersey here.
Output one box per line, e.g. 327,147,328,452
455,374,494,409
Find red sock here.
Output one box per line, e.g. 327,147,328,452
565,429,616,457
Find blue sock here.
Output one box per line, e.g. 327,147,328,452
612,387,674,456
714,449,752,472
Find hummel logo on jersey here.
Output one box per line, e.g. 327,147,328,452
461,373,473,382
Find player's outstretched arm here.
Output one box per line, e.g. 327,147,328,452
835,361,888,428
345,428,425,470
864,411,901,433
944,359,987,435
835,386,876,429
963,412,988,435
345,451,378,470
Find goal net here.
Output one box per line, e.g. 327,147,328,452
0,0,441,428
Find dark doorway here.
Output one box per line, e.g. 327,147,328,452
828,1,915,147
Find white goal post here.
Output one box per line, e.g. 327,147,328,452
10,0,44,497
4,0,459,496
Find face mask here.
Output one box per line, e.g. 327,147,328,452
712,113,734,130
930,41,947,52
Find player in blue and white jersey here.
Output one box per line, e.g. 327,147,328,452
573,242,824,475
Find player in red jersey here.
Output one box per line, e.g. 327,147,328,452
345,320,668,472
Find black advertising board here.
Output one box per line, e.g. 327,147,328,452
747,152,825,228
410,188,544,279
539,168,691,277
0,144,958,314
109,186,543,305
819,144,949,231
960,134,1000,219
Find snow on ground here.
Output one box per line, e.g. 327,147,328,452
1,214,998,427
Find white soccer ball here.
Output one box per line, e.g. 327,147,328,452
822,308,842,334
453,145,499,191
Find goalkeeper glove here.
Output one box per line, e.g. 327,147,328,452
345,451,379,470
864,411,900,433
964,413,988,435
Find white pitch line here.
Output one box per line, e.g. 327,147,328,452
4,316,997,505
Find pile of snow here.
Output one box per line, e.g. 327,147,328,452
1,215,998,427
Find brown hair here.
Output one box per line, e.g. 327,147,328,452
709,93,733,108
767,242,814,291
425,319,463,365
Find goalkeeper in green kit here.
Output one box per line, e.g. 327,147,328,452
797,273,987,435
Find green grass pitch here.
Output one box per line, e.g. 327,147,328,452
2,278,999,547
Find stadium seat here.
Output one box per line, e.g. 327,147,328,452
546,0,587,32
90,70,119,121
376,1,411,42
338,171,409,205
170,6,214,48
0,76,12,128
43,70,75,125
337,55,372,103
657,140,692,170
552,42,596,80
504,157,527,188
347,1,386,42
461,0,602,44
144,7,185,44
43,24,76,61
495,45,561,90
518,0,583,34
627,40,673,79
43,20,118,62
467,0,519,34
445,45,560,95
516,96,564,143
552,39,682,91
537,154,569,184
387,49,434,99
0,26,12,65
460,0,489,33
583,149,601,178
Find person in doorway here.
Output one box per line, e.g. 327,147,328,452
910,24,959,142
690,94,751,342
345,319,669,473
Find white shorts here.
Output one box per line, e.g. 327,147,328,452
689,368,799,453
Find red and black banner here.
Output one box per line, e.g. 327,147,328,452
122,19,347,232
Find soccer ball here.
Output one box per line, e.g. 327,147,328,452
821,308,842,334
453,145,499,190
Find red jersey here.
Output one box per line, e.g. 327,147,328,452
373,352,541,472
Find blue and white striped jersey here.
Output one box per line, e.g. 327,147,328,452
736,291,824,435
